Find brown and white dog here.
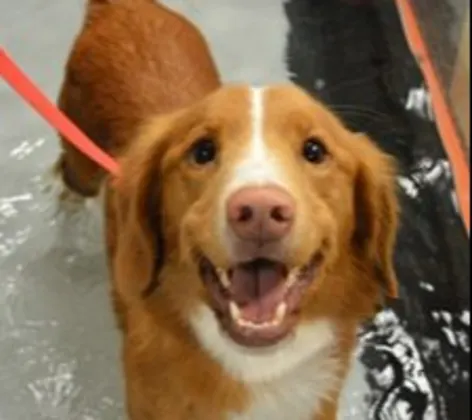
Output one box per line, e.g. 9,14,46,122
54,1,400,419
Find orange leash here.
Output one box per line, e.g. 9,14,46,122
0,48,120,177
394,0,470,233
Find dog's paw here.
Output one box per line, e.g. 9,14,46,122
39,162,87,216
38,162,105,255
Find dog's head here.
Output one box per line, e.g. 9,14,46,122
111,84,399,379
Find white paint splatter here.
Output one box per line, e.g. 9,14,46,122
314,78,326,90
27,360,81,418
441,326,458,347
360,309,437,416
405,85,434,121
450,191,460,214
397,158,453,200
417,158,451,185
0,194,34,229
397,176,419,198
430,310,470,351
9,138,46,160
440,311,452,324
459,310,470,327
419,282,435,292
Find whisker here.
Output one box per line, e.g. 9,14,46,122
319,73,378,95
332,111,388,124
330,105,390,119
329,108,393,125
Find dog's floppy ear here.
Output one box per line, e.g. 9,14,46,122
351,134,400,302
108,115,177,301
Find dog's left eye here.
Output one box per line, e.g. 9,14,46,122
302,137,328,164
189,138,217,165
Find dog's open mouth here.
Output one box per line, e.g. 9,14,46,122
198,255,319,347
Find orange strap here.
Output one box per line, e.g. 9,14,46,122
0,48,120,177
395,0,470,233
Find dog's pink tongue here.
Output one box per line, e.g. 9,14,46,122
230,262,286,323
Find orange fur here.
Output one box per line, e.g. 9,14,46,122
55,0,220,197
56,2,399,419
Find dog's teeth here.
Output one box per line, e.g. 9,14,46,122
286,269,299,289
229,301,241,322
216,268,231,289
229,301,287,330
273,302,287,325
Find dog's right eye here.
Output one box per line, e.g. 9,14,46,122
189,138,217,165
302,137,328,164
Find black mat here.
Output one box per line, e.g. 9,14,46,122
284,1,470,418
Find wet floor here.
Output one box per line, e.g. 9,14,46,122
0,1,469,419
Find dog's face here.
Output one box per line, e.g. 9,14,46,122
112,84,398,377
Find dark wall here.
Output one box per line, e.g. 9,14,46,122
284,1,470,418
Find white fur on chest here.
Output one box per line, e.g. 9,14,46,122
229,351,340,420
190,305,341,420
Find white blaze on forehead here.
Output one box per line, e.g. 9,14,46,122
224,86,288,196
217,86,291,250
